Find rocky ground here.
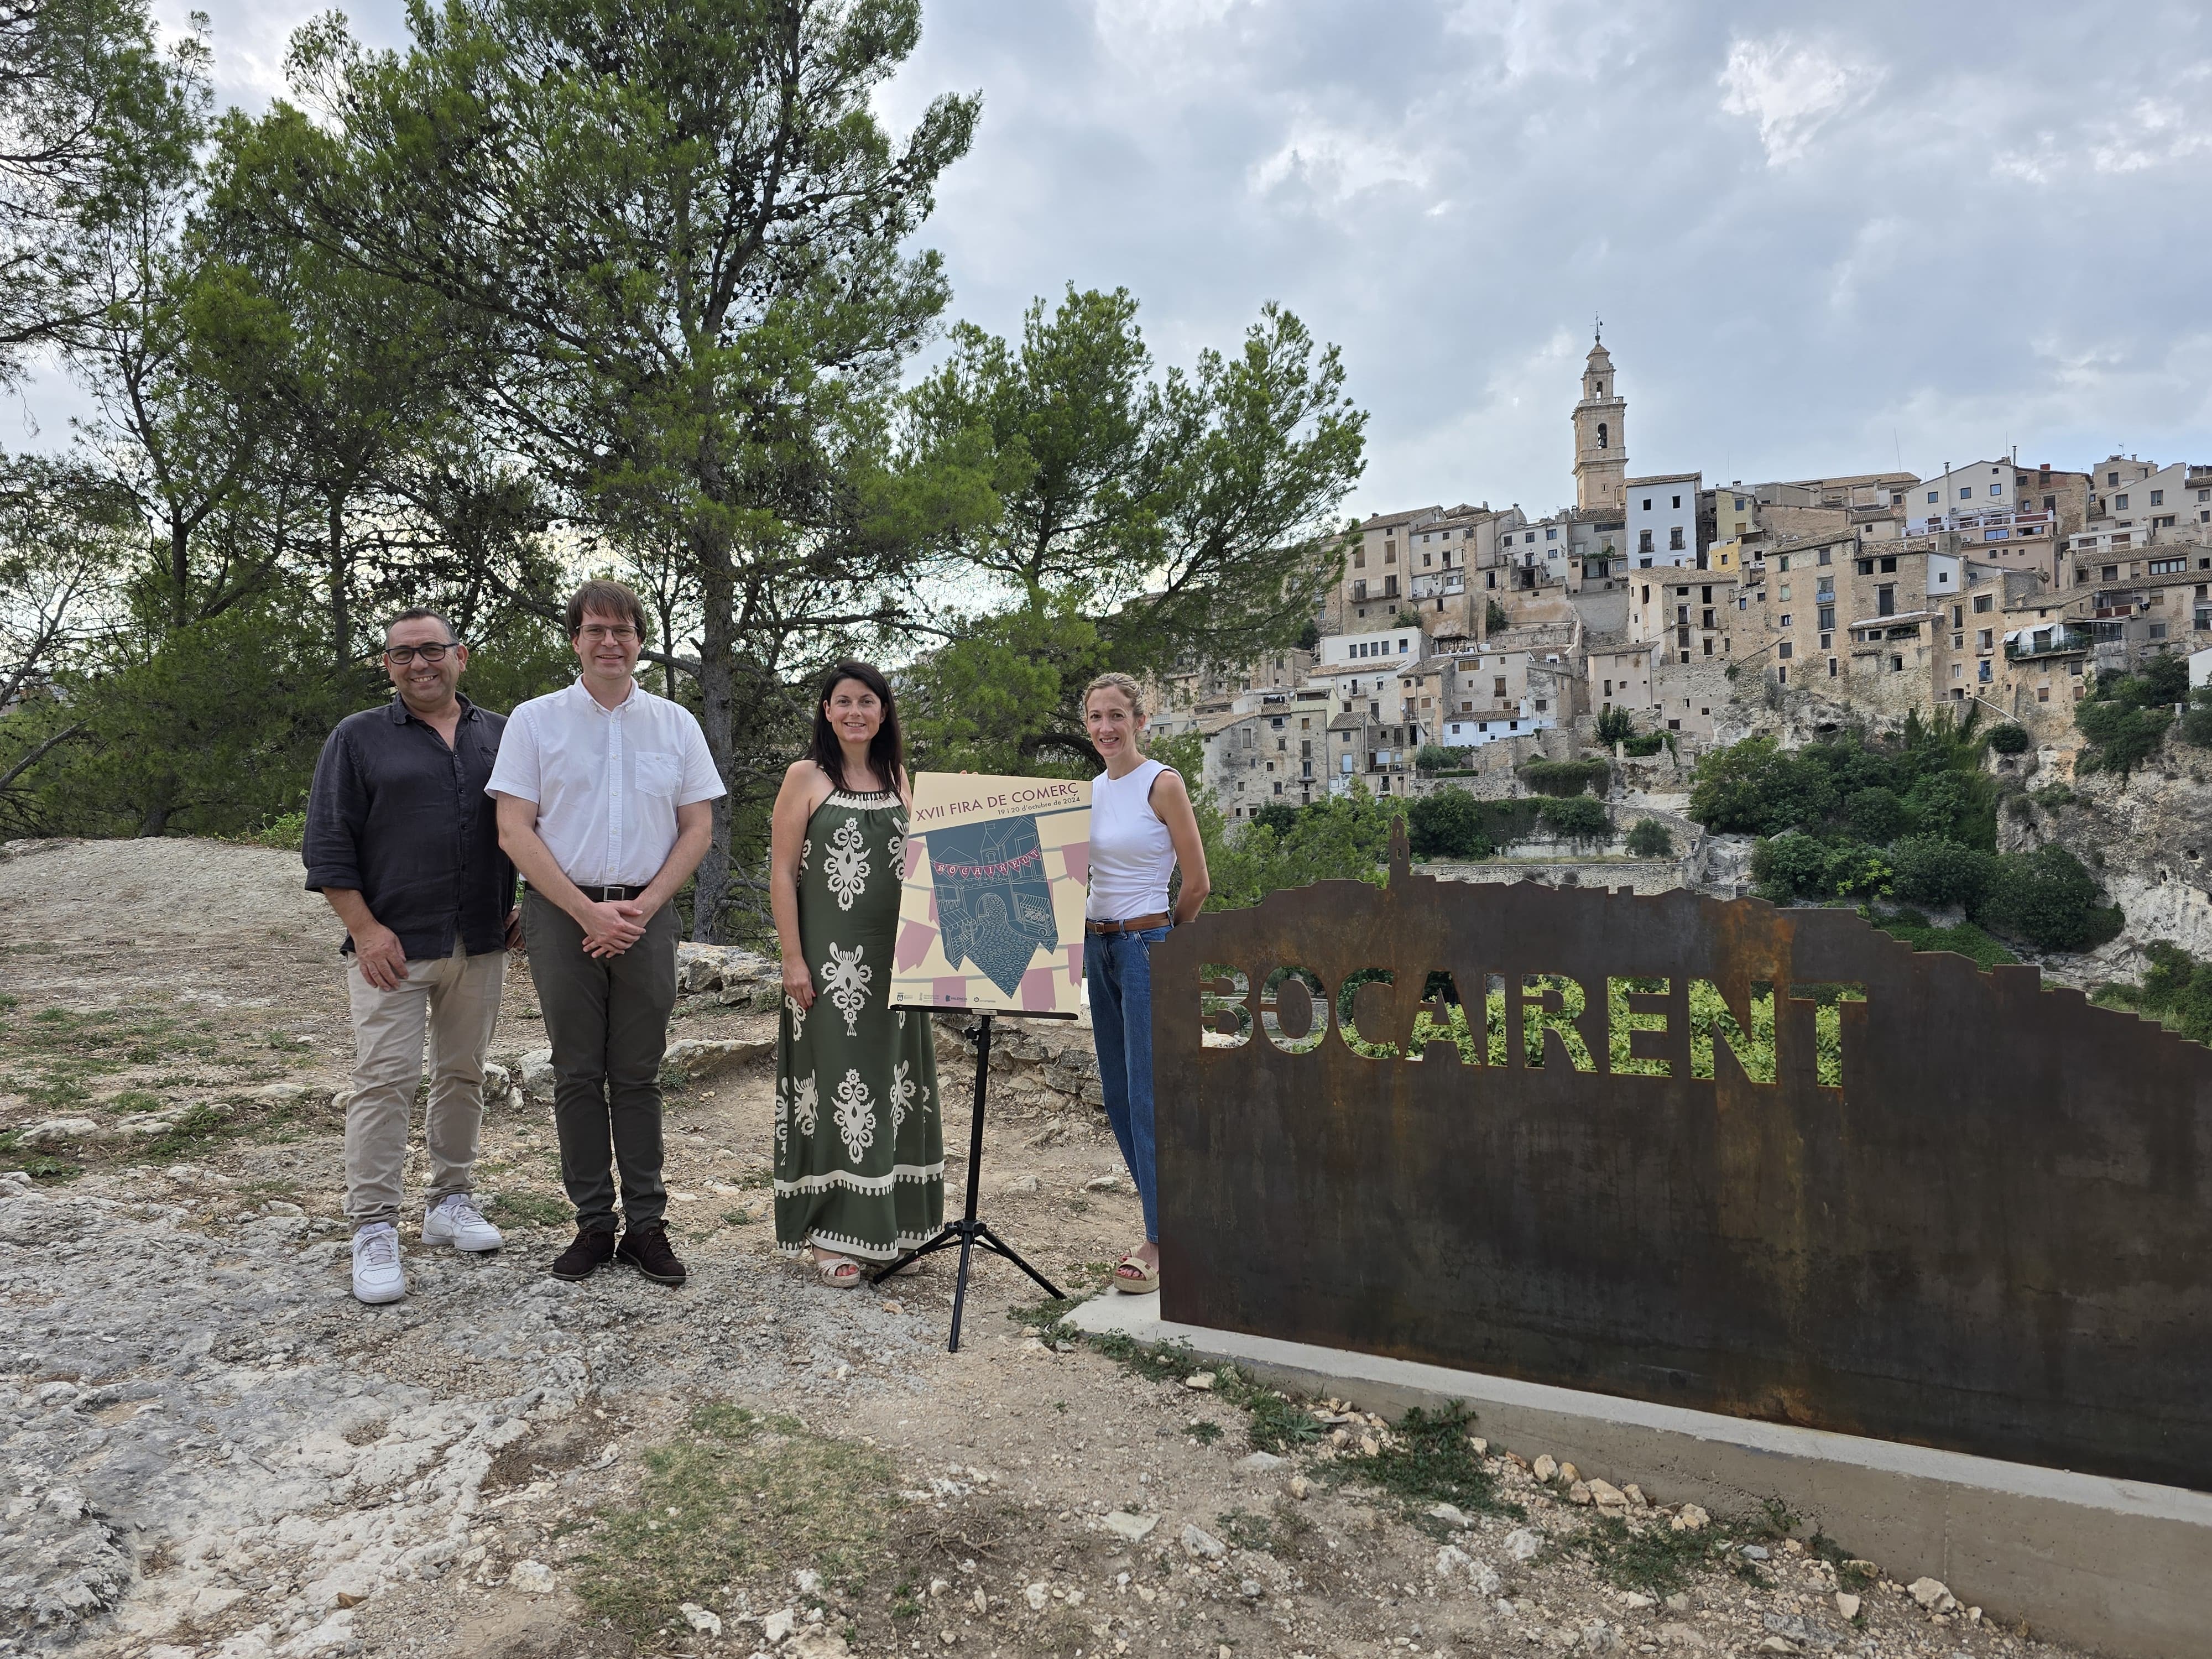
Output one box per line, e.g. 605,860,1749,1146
0,838,2100,1659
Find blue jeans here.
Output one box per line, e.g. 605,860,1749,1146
1087,926,1170,1243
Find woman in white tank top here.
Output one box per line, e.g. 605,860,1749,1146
1082,672,1210,1295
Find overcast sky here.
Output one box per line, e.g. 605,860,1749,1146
18,0,2210,518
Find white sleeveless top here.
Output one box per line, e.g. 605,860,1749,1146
1087,759,1175,921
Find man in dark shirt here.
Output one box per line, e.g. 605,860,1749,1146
304,607,519,1305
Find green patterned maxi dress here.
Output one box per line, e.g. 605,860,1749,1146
775,788,945,1260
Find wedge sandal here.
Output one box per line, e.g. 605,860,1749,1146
1111,1251,1160,1294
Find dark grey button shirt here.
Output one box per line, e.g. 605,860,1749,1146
302,695,514,959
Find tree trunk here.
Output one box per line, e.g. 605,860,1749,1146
328,495,352,664
690,524,737,943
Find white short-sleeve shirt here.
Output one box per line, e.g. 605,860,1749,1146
486,679,725,886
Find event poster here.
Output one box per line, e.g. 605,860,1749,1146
890,772,1092,1017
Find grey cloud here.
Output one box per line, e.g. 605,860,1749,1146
14,0,2209,507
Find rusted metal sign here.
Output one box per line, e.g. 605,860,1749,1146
1152,825,2212,1490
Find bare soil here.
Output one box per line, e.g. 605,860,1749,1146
0,837,2090,1659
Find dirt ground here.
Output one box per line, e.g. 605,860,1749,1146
0,837,2094,1659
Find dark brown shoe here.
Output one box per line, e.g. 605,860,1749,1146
549,1228,617,1282
616,1220,687,1286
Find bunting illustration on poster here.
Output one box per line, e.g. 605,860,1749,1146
891,773,1091,1016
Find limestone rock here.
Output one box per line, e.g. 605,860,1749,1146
1587,1478,1627,1509
1532,1454,1558,1481
1907,1576,1957,1613
661,1036,773,1081
1234,1451,1283,1473
680,1603,723,1636
1102,1511,1157,1543
508,1559,553,1593
1834,1592,1860,1620
1022,1583,1049,1611
1670,1504,1710,1533
1181,1524,1227,1560
17,1117,99,1147
519,1049,555,1097
1502,1527,1543,1563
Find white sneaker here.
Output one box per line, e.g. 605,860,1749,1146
352,1223,406,1304
423,1193,503,1253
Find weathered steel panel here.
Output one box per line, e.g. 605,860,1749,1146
1151,826,2212,1490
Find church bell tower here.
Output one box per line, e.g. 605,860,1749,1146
1572,330,1627,514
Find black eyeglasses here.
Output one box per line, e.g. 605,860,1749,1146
384,641,460,665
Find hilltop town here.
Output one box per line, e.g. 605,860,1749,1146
1152,333,2210,820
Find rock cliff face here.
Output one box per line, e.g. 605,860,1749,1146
2003,749,2212,969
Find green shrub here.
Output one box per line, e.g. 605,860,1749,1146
1976,844,2122,951
1752,833,1830,901
1520,758,1611,797
1844,785,1907,844
1413,743,1471,771
1485,598,1508,634
1621,732,1665,757
2075,698,2171,775
2180,687,2212,749
1593,706,1637,747
1888,834,1995,910
1537,795,1609,842
2031,782,2076,810
1869,907,2017,970
1822,843,1893,900
1986,723,2031,755
1690,738,1837,836
1625,818,1674,857
243,811,307,851
1407,789,1491,860
2093,942,2212,1046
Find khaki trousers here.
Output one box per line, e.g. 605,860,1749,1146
343,942,506,1228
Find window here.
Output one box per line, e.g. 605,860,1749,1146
1952,604,1963,625
1990,484,2002,497
1546,528,1557,540
1493,677,1507,697
1877,585,1896,617
1817,546,1832,565
2044,494,2056,509
1779,585,1791,601
2150,622,2169,640
1977,629,1992,650
2037,685,2050,702
1672,495,1682,509
1669,527,1685,550
1959,487,1973,500
1597,422,1608,448
1778,641,1793,660
1641,585,1651,603
1927,490,1939,504
2150,557,2184,574
1780,614,1792,628
1818,606,1835,630
2115,494,2130,510
2108,471,2120,486
1779,555,1792,573
2151,490,2163,506
2102,564,2119,581
1638,529,1653,553
1829,657,1839,677
1642,498,1653,510
1820,633,1832,650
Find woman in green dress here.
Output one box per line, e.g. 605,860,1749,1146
768,660,943,1286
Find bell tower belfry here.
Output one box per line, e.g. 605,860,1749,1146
1572,328,1627,514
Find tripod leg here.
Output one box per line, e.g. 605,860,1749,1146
975,1222,1067,1301
867,1224,961,1285
946,1224,978,1353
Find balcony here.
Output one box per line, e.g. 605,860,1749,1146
2004,625,2091,661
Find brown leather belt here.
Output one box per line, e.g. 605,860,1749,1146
1086,912,1172,936
525,881,649,903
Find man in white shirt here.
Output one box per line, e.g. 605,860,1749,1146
489,580,724,1286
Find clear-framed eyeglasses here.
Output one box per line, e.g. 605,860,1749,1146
576,624,639,643
384,641,460,665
